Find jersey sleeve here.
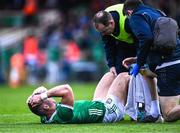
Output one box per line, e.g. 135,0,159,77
56,104,74,122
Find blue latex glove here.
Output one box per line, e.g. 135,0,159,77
129,64,140,77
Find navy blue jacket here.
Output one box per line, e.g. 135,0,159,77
129,4,180,71
101,11,136,73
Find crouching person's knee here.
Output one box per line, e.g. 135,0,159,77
163,111,177,122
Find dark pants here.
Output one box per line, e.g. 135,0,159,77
155,63,180,96
114,45,136,74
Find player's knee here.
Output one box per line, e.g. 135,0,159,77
106,72,115,76
117,72,130,82
118,72,129,77
103,72,116,79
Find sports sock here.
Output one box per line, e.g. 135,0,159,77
150,100,161,118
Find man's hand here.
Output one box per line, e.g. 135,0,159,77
140,69,157,78
110,67,117,76
129,64,140,77
122,57,137,69
30,94,43,107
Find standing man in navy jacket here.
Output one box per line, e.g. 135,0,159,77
123,0,180,122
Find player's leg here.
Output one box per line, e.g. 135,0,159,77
106,72,129,105
143,76,162,121
103,72,130,123
159,95,180,121
140,69,162,119
93,72,116,101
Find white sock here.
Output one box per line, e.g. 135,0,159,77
150,100,161,118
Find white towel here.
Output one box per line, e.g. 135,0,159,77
125,75,137,120
125,74,151,120
138,75,151,115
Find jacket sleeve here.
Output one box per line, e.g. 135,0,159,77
102,35,116,68
129,14,153,67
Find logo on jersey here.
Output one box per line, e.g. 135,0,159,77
106,98,117,114
106,98,112,104
89,109,103,116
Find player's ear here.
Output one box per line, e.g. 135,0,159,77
109,20,115,30
43,104,50,110
109,20,114,26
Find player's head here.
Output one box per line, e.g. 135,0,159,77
27,96,56,117
93,10,115,35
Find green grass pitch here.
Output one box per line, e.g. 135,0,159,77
0,83,179,133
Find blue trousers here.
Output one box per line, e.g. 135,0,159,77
156,63,180,96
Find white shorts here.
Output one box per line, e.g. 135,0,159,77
103,95,125,123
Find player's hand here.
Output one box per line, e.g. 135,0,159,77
110,67,117,76
32,86,47,95
30,94,43,107
122,57,137,69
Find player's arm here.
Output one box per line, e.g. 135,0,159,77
31,84,74,107
47,84,74,106
47,84,75,122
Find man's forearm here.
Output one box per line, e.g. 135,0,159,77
47,84,72,98
42,84,74,106
137,42,152,67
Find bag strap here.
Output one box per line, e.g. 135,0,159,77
156,9,167,17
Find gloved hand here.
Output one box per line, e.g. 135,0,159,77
129,63,140,77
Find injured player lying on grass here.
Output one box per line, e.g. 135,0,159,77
27,72,130,124
27,71,164,124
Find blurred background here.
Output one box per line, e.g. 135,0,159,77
0,0,180,88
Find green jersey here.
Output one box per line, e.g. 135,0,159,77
41,100,106,124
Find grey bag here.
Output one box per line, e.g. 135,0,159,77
152,17,179,54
